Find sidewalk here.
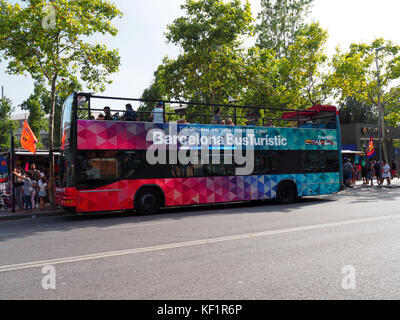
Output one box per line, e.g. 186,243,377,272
0,205,67,222
351,177,400,189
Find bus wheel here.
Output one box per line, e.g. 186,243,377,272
135,188,162,215
277,182,297,204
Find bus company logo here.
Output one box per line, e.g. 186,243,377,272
145,125,287,176
305,139,335,146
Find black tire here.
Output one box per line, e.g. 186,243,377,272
277,181,297,204
135,187,162,215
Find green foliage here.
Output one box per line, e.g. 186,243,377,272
40,77,82,147
156,0,253,122
20,81,48,148
166,0,254,53
330,39,400,109
0,0,122,92
257,0,314,58
0,97,18,148
339,97,377,124
138,76,167,121
244,22,331,114
0,0,122,151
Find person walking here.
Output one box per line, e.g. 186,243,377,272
38,176,48,211
374,160,382,187
391,160,399,180
30,164,41,209
13,170,33,212
14,167,24,210
361,162,367,185
366,161,373,186
382,160,392,186
343,159,353,188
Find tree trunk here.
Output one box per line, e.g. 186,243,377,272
381,111,389,162
48,76,57,209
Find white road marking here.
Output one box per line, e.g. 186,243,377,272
1,213,400,273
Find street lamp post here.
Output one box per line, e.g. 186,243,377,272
376,46,385,162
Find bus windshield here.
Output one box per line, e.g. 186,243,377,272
61,94,74,150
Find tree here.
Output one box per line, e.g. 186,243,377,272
41,77,82,148
256,0,314,58
339,97,377,124
20,81,48,149
0,97,18,149
138,73,168,121
245,22,331,117
330,38,400,160
0,0,122,206
156,0,253,123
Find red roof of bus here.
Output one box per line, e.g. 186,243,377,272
282,105,338,119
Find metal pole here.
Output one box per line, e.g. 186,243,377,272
10,131,15,213
376,47,385,162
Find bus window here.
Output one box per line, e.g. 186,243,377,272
79,151,122,182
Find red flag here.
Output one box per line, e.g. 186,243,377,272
21,120,38,154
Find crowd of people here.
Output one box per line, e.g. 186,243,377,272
343,159,399,188
10,164,49,212
92,103,242,126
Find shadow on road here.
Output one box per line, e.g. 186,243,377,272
333,184,400,204
0,183,399,242
0,196,335,242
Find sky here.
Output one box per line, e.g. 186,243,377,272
1,0,400,114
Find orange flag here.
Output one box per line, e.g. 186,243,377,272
21,120,38,154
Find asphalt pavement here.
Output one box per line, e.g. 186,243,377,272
1,180,400,299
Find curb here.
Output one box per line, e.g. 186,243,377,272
0,210,67,222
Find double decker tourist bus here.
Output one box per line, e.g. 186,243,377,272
56,93,343,214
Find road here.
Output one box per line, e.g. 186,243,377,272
1,184,400,300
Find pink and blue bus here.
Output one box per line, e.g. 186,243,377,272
56,93,343,214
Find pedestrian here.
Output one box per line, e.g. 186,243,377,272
14,167,24,210
343,159,353,188
13,170,33,212
382,160,391,186
366,161,373,186
38,176,48,211
31,164,41,209
374,160,382,187
391,160,399,180
352,163,357,186
150,102,166,123
361,162,367,185
226,118,235,126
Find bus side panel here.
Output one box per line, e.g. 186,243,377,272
73,172,340,213
132,173,340,208
75,180,134,213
